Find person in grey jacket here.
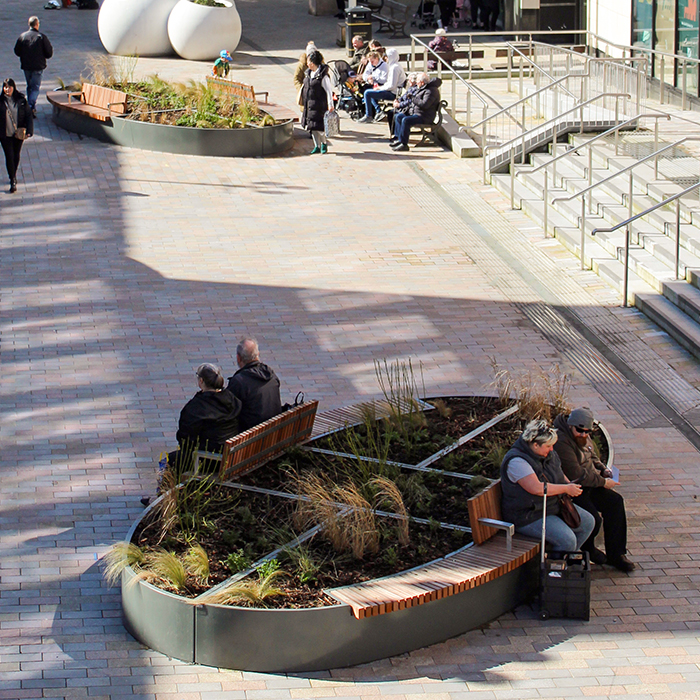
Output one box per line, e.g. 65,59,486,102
1,78,33,193
227,338,282,431
14,16,53,116
554,408,634,572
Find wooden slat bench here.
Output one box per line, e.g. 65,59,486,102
197,401,319,480
371,0,410,38
206,76,298,122
47,82,128,122
326,480,540,619
411,99,447,147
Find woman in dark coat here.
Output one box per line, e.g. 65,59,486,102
0,78,32,194
301,50,334,155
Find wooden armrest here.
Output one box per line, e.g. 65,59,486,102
256,91,269,103
68,92,84,102
478,518,515,551
194,450,222,475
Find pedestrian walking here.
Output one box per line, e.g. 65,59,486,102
14,16,53,117
1,78,33,194
301,50,334,155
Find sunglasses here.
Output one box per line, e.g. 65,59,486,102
573,426,591,435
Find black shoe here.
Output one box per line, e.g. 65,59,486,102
9,180,17,193
32,108,37,118
389,139,400,146
391,143,409,151
334,12,345,18
357,115,372,123
140,496,151,507
585,548,607,565
609,555,635,572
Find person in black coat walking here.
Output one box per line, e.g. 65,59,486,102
301,50,334,155
14,17,53,116
1,78,33,194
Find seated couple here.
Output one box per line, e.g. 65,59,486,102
173,338,282,471
501,412,634,572
386,72,442,152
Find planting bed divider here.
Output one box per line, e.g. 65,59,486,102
120,396,613,672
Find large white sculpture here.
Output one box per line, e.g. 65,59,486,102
98,0,180,56
168,0,242,61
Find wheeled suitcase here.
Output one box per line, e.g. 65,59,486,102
538,484,591,621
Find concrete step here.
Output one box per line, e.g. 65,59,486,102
635,292,700,360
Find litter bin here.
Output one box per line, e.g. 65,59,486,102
345,5,372,56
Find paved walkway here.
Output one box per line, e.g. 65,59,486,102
1,2,700,699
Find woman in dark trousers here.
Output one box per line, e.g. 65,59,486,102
301,50,334,155
0,78,33,194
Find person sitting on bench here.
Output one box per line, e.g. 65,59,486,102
227,337,282,431
427,27,454,70
386,72,418,139
390,72,441,152
554,407,635,572
349,35,369,71
500,419,595,552
358,48,406,122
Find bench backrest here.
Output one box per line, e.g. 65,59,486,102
384,0,408,15
207,76,257,103
467,480,503,545
219,400,319,480
81,83,128,114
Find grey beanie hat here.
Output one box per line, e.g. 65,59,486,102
567,407,594,430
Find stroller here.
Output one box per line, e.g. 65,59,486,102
411,0,439,29
328,59,364,121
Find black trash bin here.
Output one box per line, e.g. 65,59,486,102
346,5,373,56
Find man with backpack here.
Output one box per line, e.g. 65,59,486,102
14,17,53,117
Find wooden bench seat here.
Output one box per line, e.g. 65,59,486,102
206,76,297,122
411,99,447,147
197,401,319,480
326,479,540,619
371,0,410,38
47,83,128,122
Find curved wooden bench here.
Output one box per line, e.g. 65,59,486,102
326,480,540,619
47,83,128,122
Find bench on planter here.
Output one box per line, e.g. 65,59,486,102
196,400,319,480
206,76,299,122
326,480,540,618
47,82,128,122
411,99,447,147
372,0,410,38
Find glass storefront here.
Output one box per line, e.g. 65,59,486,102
632,0,700,95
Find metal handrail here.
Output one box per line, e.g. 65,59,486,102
591,180,700,307
550,138,687,205
524,113,670,176
507,43,578,101
410,35,489,123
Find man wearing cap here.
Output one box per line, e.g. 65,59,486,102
553,408,634,572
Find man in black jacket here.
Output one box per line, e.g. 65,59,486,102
390,73,442,152
227,338,282,432
14,16,53,117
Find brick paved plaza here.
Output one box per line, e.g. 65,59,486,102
2,1,700,698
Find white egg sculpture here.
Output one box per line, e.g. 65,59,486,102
168,0,242,61
98,0,179,56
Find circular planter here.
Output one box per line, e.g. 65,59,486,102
98,0,179,57
119,398,614,672
167,0,242,61
48,96,293,157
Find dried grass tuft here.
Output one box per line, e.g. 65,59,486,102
371,476,409,546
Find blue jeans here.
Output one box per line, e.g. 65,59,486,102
363,89,395,118
24,70,43,111
516,505,595,552
394,113,423,145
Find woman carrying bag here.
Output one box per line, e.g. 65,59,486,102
1,78,33,194
301,50,334,155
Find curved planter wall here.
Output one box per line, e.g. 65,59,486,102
168,0,242,61
98,0,179,56
49,104,293,158
122,557,538,672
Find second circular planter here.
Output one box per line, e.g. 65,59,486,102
168,0,242,61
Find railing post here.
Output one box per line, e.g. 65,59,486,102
580,105,584,134
552,120,558,186
507,45,512,92
615,100,620,156
623,225,630,307
654,119,659,179
543,169,549,238
588,145,594,212
660,56,665,104
451,71,456,118
581,194,586,270
423,47,428,72
411,37,416,72
519,56,524,97
682,59,687,111
522,103,526,163
629,172,634,242
566,53,571,93
511,149,516,209
676,198,681,280
469,34,473,80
